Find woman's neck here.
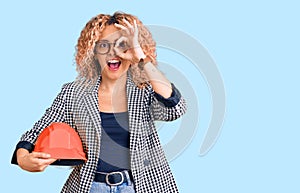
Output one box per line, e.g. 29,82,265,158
100,73,127,93
98,73,128,113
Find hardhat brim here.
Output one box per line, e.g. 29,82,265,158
51,159,86,166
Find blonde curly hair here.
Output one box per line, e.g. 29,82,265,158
75,11,157,87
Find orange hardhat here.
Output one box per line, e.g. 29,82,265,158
34,122,87,166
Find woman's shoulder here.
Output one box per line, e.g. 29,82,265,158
60,78,91,96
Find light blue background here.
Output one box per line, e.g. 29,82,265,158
1,0,299,192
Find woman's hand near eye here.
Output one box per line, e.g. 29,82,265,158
114,36,133,60
114,19,146,62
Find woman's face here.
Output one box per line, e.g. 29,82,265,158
94,25,131,81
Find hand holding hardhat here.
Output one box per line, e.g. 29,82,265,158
17,148,56,172
17,122,87,172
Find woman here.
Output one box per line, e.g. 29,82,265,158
11,11,187,193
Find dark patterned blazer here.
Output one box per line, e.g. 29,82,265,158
13,75,187,193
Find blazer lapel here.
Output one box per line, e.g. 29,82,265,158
84,78,102,143
126,75,144,151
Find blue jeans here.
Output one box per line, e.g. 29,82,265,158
90,172,135,193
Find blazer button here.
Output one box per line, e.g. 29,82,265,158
143,159,150,166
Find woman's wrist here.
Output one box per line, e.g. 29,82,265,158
137,57,152,70
134,46,146,60
17,148,29,165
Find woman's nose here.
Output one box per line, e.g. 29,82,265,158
108,44,116,56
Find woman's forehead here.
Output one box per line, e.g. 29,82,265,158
100,25,122,41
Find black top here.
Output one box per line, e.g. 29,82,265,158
97,111,130,172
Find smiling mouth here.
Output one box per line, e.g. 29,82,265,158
107,59,121,71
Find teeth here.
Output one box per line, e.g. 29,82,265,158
108,59,120,63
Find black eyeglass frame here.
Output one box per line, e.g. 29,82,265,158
94,40,128,55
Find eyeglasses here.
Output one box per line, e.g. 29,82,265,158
95,40,128,55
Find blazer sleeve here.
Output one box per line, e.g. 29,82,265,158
148,83,187,121
11,84,68,164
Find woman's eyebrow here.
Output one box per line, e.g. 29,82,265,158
98,40,109,43
98,39,118,43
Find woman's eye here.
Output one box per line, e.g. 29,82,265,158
118,41,127,48
119,41,125,47
99,43,108,48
